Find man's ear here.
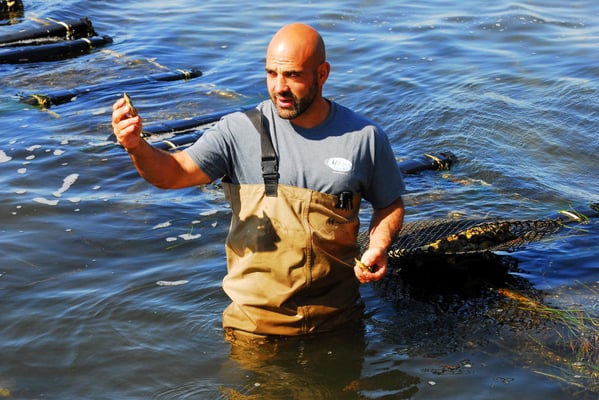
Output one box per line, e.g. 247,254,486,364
318,61,330,84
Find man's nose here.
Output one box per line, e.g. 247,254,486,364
274,75,288,92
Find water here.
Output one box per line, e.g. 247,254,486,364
1,0,598,398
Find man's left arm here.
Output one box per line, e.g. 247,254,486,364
355,196,404,283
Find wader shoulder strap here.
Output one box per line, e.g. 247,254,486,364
245,108,278,197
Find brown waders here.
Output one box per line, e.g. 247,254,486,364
222,182,363,338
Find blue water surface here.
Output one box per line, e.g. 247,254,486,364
1,0,597,399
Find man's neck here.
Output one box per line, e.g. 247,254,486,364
291,98,331,129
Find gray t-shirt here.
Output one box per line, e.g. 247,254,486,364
185,100,404,208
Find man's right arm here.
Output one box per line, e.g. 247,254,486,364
112,97,213,189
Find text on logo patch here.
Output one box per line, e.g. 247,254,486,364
325,157,352,173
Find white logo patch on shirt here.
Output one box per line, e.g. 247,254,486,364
325,157,352,173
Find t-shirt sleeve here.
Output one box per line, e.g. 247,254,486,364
184,121,231,181
363,127,405,208
184,110,264,184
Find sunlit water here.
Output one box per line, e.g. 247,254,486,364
1,0,598,399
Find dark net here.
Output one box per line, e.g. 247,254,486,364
358,203,599,260
388,217,565,257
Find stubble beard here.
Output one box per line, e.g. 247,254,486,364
271,80,318,120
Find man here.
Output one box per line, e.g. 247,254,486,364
112,23,405,340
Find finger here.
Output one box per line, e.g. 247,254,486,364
112,97,126,111
369,267,387,282
354,266,370,284
112,103,130,128
118,117,142,137
115,121,143,150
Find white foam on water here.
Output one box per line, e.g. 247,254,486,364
53,174,79,198
200,210,218,216
153,221,172,229
92,107,108,116
179,233,201,241
0,150,12,163
33,197,59,206
156,280,189,286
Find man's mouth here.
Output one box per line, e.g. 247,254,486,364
276,94,294,108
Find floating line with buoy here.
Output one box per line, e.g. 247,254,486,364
0,17,96,46
20,68,202,107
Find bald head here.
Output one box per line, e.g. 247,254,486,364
267,23,326,68
265,23,331,127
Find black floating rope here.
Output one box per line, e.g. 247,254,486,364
0,35,112,64
397,152,457,173
20,68,202,107
0,17,96,46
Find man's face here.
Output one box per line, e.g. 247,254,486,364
265,61,319,120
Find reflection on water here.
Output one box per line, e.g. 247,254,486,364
375,254,530,354
222,329,370,399
374,252,599,398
